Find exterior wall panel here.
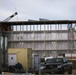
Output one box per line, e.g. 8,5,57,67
3,23,76,58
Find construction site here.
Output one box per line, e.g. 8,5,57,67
0,12,76,75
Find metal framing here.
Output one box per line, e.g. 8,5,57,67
1,20,76,25
1,20,76,58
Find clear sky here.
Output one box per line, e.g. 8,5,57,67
0,0,76,21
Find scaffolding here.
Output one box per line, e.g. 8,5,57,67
68,24,75,59
1,20,76,58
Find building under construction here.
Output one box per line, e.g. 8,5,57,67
0,20,76,58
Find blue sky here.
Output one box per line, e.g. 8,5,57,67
0,0,76,21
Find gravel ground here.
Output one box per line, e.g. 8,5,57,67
72,69,76,75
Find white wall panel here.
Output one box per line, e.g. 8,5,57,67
56,33,62,40
34,33,38,40
74,33,76,40
45,42,52,50
51,33,57,40
40,33,45,40
27,33,31,40
45,33,51,40
74,42,76,49
62,33,68,40
13,34,17,40
24,42,28,48
7,27,76,56
56,42,62,49
61,42,68,49
51,42,56,49
34,42,44,50
23,42,32,48
36,33,39,40
31,33,34,40
24,33,27,40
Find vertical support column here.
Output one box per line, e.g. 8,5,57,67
55,24,58,57
0,36,8,71
33,25,35,54
61,24,62,52
68,24,74,59
44,24,46,57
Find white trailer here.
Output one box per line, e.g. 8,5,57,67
65,53,76,59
